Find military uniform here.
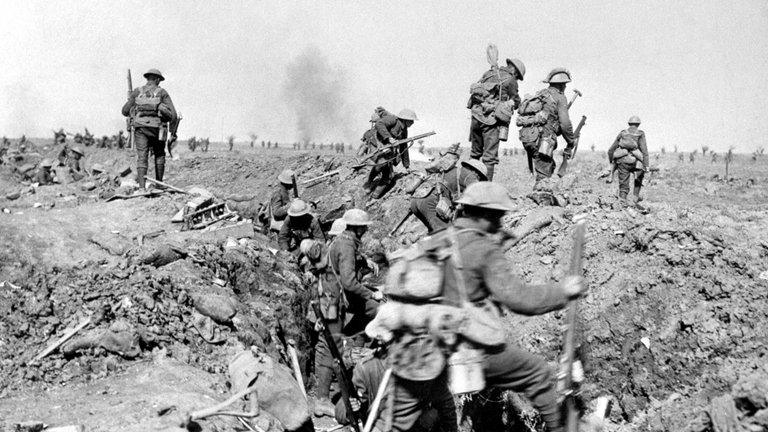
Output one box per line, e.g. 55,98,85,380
270,184,292,221
278,215,325,252
35,166,54,185
607,123,649,203
367,113,411,198
379,216,572,432
334,355,441,432
409,161,486,234
121,69,177,189
533,86,575,180
468,62,522,180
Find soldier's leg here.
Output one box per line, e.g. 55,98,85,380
469,118,484,161
376,373,458,432
134,129,150,189
533,154,556,181
633,168,646,200
485,345,564,432
616,163,632,200
151,135,166,181
481,125,500,181
314,319,343,412
410,194,447,234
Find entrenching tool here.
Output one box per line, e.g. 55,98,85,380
558,116,587,177
352,131,436,170
312,303,363,432
560,215,587,432
567,89,582,109
144,177,190,194
301,170,339,185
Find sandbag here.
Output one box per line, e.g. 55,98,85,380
192,293,237,323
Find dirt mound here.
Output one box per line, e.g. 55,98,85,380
2,143,767,431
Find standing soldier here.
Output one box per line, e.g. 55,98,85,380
278,199,325,253
228,135,234,151
268,169,297,230
518,68,576,184
366,109,418,198
359,113,379,156
468,56,525,180
371,182,587,432
410,158,488,234
121,68,177,190
607,116,649,207
313,209,382,416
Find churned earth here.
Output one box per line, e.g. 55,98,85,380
1,139,767,431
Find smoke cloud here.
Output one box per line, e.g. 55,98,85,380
283,47,355,143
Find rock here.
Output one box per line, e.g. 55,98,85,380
90,233,132,256
709,394,741,432
139,243,186,267
80,181,96,191
228,349,311,431
187,186,214,198
117,165,132,177
192,293,237,323
5,191,20,200
733,372,768,412
91,163,105,174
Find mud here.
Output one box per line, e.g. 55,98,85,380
1,139,767,431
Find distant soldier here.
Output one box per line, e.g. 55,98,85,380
121,68,177,189
250,138,255,148
468,55,525,180
689,152,695,163
68,146,86,181
366,109,418,198
410,158,488,234
99,136,109,148
202,138,210,152
35,159,55,185
607,116,649,206
19,135,27,146
712,152,718,163
54,128,67,144
228,136,234,151
261,140,265,148
117,130,126,148
278,199,325,253
267,141,272,149
518,68,576,184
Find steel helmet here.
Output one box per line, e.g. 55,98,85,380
543,67,571,84
370,113,379,123
396,109,418,122
506,58,526,80
456,181,515,211
40,158,53,168
328,218,347,236
277,169,295,184
71,146,84,156
287,199,311,217
628,115,641,125
143,68,165,81
460,159,488,180
299,239,322,260
343,208,373,226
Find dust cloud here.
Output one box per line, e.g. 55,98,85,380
283,47,355,144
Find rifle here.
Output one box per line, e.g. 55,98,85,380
291,174,300,198
561,216,587,432
126,69,134,149
557,116,587,177
311,302,362,432
526,149,534,175
167,113,181,158
352,131,436,170
389,211,413,237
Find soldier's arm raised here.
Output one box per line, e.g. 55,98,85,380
484,250,569,315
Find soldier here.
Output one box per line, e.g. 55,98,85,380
203,138,210,152
83,129,95,147
359,113,379,157
608,116,649,207
468,57,525,180
375,182,586,432
410,158,488,234
228,136,234,151
524,68,576,183
121,68,177,189
712,152,718,163
68,146,86,181
366,109,418,198
278,199,325,253
334,347,439,432
313,209,382,416
117,130,126,149
35,159,54,185
270,169,296,224
327,218,346,241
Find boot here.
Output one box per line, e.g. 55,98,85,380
485,164,495,181
137,167,147,190
633,186,643,202
315,365,333,400
155,162,165,182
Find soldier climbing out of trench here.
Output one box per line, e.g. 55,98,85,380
607,115,649,208
121,68,178,190
311,209,383,417
365,108,418,199
278,199,325,254
366,182,587,432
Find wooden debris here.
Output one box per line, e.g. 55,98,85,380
30,317,91,365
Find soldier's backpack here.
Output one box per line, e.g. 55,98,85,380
516,90,554,147
618,129,642,150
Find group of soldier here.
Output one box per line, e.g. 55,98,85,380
263,161,587,431
53,128,128,150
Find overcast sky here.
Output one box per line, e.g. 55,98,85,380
1,0,766,152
